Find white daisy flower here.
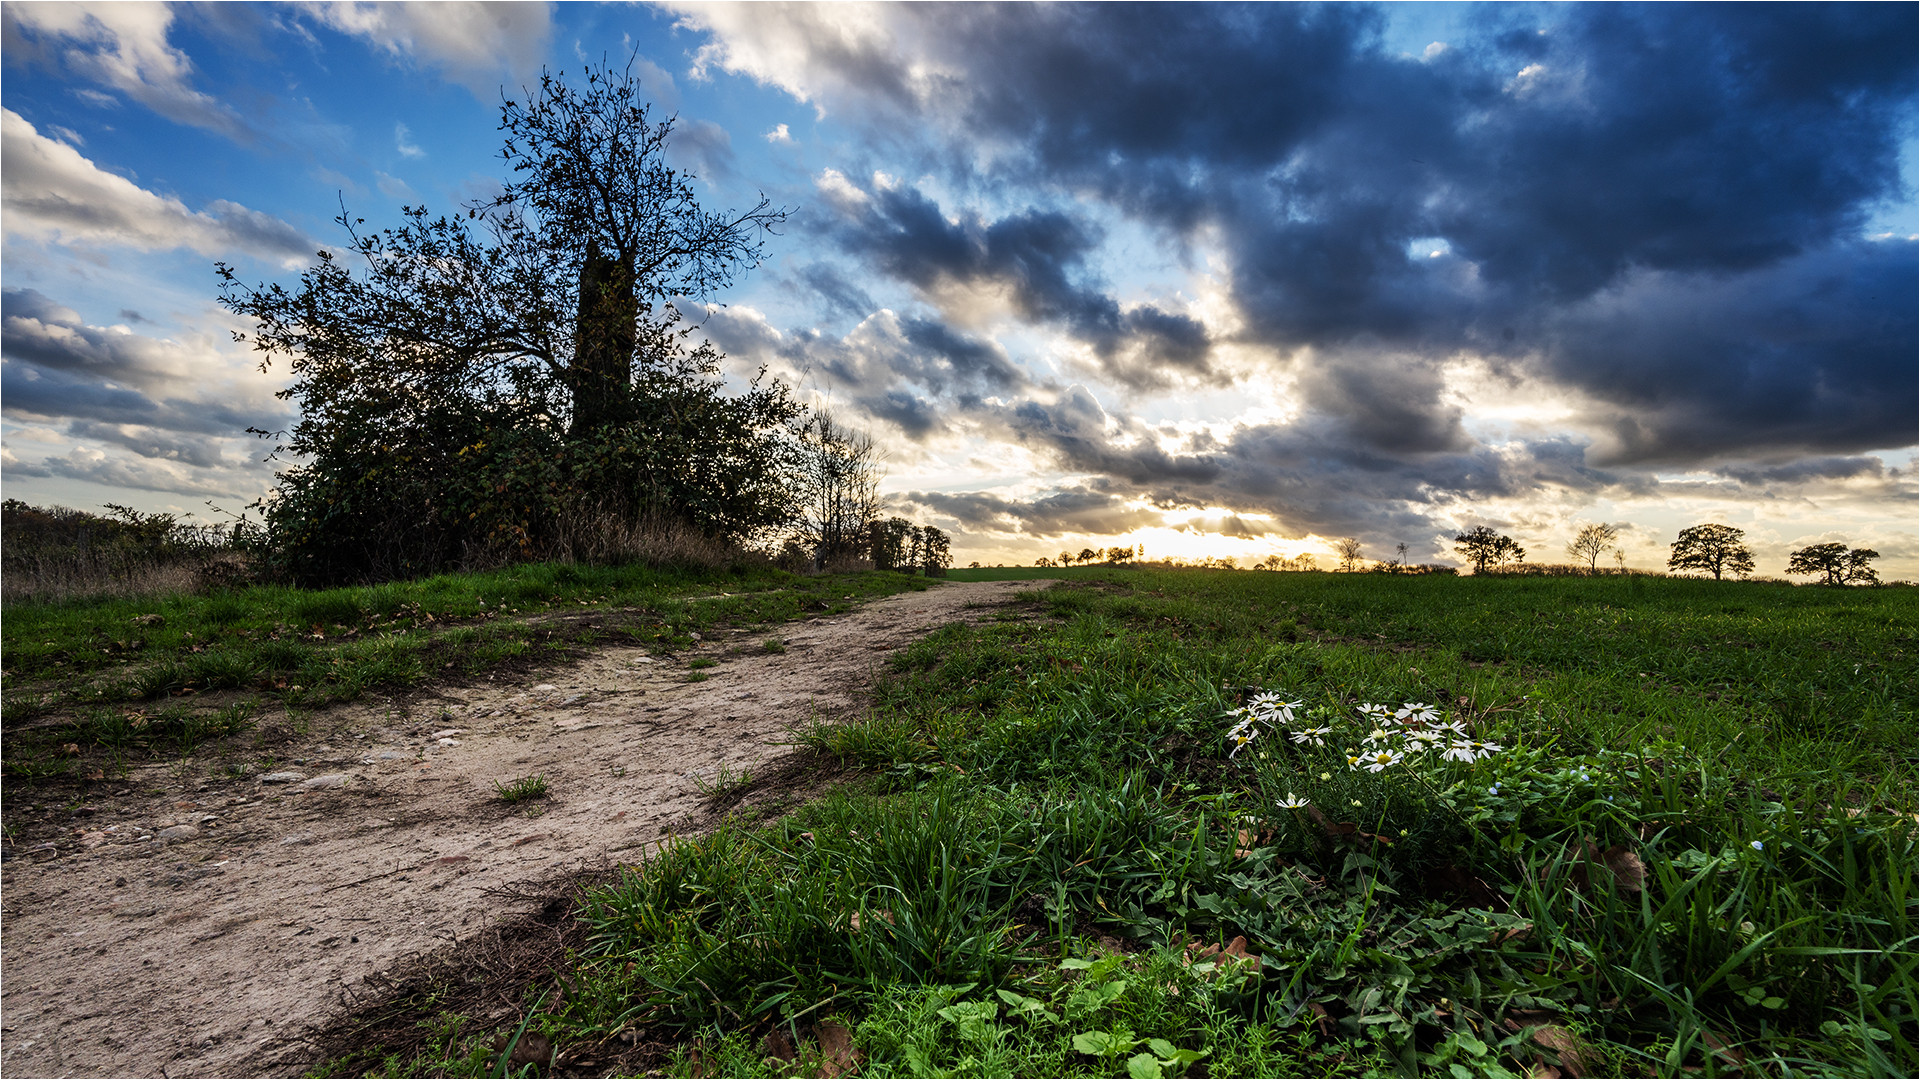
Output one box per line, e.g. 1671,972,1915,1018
1277,794,1311,809
1396,702,1441,727
1290,725,1334,746
1363,748,1404,773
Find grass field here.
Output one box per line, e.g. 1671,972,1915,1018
0,561,930,794
320,567,1915,1078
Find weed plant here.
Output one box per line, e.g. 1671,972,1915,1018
483,569,1919,1079
494,775,550,803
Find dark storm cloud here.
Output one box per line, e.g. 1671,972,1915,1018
741,2,1915,463
1545,240,1917,465
969,392,1651,549
831,183,1216,388
2,287,290,436
1715,455,1902,489
900,485,1163,539
698,303,1032,439
791,261,877,324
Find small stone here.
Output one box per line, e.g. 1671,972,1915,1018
429,729,463,740
561,693,584,705
280,834,315,846
688,632,702,642
156,825,199,842
376,751,406,761
258,772,307,785
437,737,460,747
631,656,657,664
297,774,349,791
534,683,557,692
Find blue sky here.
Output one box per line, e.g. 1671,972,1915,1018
4,2,1915,577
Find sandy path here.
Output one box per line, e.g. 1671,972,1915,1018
0,579,1043,1078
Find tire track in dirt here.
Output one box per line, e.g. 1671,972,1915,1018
0,579,1044,1078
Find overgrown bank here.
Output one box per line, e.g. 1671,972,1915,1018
0,561,930,797
323,569,1917,1078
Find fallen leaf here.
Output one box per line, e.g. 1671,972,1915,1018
1700,1029,1746,1073
761,1029,797,1063
815,1021,863,1079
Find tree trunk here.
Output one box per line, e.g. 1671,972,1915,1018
569,242,637,436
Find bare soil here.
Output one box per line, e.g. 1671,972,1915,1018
0,579,1044,1078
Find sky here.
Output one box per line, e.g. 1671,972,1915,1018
3,1,1916,577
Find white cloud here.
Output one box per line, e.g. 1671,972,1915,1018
2,2,253,139
766,122,793,144
1,109,313,266
301,1,553,98
394,121,424,158
375,171,417,200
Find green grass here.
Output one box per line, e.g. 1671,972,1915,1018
493,774,550,804
1,562,931,795
373,568,1917,1079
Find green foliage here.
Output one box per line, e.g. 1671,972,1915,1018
493,774,550,803
215,61,800,586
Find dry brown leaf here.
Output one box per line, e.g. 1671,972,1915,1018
761,1029,798,1063
815,1021,863,1079
490,1030,552,1071
1700,1029,1747,1073
1526,1022,1594,1077
1562,839,1647,895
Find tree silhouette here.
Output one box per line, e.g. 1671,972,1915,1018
1787,543,1879,586
1454,526,1525,574
1667,524,1754,580
1335,537,1365,572
1566,522,1620,571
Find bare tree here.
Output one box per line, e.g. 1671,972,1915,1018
791,411,881,569
1567,522,1621,571
1335,537,1365,572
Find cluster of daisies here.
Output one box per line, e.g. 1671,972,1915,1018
1226,691,1503,771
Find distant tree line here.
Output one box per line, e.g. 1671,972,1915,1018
1098,519,1892,586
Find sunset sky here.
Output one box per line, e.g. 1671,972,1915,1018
4,2,1915,576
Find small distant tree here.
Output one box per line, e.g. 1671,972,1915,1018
1667,523,1754,580
1566,522,1620,571
792,411,882,569
1259,553,1283,571
868,515,914,572
1106,545,1136,565
1058,550,1076,567
913,525,951,576
1454,526,1525,574
1394,542,1409,566
1295,552,1318,572
1033,556,1053,567
1335,537,1364,572
1787,542,1880,586
1077,547,1100,565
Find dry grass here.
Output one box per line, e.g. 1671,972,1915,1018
0,551,255,606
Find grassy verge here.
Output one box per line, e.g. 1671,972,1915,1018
338,568,1916,1078
0,561,930,795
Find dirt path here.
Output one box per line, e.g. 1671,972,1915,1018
0,579,1044,1078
